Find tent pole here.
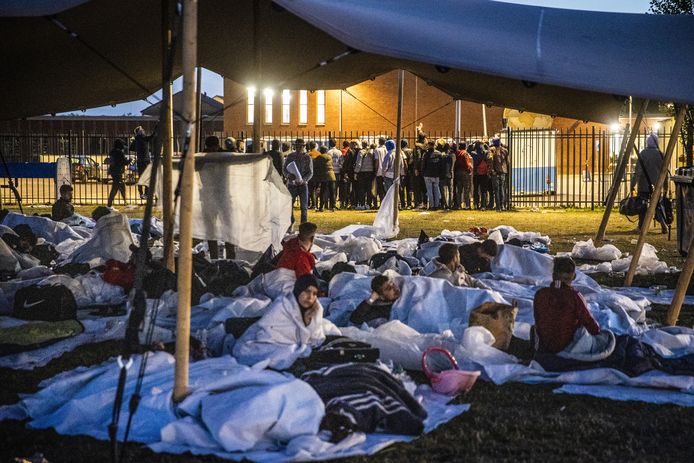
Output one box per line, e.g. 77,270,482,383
625,106,686,286
482,104,488,139
595,99,649,243
196,66,203,151
393,69,404,228
252,0,262,152
162,0,175,272
173,0,197,404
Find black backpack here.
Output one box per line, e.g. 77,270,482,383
307,336,380,366
13,284,77,321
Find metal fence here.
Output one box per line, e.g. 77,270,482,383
0,127,685,208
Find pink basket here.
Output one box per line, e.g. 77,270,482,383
422,347,480,396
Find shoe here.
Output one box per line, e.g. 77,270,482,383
140,194,147,200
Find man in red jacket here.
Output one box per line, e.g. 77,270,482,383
277,222,318,277
533,257,600,354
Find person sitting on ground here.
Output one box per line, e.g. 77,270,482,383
276,222,317,277
233,274,331,369
51,184,75,222
533,257,600,354
91,206,112,222
459,239,498,274
349,274,401,327
422,243,489,289
204,135,221,152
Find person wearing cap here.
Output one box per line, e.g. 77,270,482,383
630,132,668,233
133,126,153,199
283,138,313,225
233,274,332,369
52,184,75,221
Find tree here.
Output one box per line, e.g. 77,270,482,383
649,0,694,165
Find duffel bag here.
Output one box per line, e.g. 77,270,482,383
309,337,380,365
619,195,646,217
13,284,77,321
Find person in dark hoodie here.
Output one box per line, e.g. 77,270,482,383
630,132,668,233
421,140,442,209
133,126,153,199
107,138,128,208
277,222,317,277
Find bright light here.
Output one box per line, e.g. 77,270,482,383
263,88,274,99
610,123,621,133
247,86,256,94
652,122,662,132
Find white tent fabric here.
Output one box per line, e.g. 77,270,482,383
3,0,694,121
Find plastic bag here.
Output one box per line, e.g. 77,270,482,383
372,184,399,239
571,239,621,261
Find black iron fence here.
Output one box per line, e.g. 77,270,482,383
0,128,685,208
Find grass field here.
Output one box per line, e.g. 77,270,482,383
1,207,693,462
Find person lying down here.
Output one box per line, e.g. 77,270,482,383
532,257,694,376
234,274,340,369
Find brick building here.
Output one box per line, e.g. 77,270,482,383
223,70,505,140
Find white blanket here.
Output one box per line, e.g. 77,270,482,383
0,353,469,462
233,296,333,370
68,212,134,265
2,212,84,244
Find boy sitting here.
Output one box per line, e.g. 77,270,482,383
533,257,601,355
350,274,401,327
422,243,489,289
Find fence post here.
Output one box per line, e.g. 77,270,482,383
67,129,73,181
591,126,595,210
507,128,513,210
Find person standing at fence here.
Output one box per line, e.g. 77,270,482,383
438,140,454,210
354,140,376,210
382,139,402,193
454,142,473,209
490,137,509,212
328,139,343,208
630,132,668,234
306,141,321,210
374,137,387,204
132,126,152,200
265,139,284,177
400,139,412,208
314,145,336,212
283,138,313,226
341,141,357,209
413,128,428,208
107,139,128,208
421,140,442,210
472,141,489,210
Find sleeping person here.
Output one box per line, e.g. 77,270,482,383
233,274,336,369
349,274,401,328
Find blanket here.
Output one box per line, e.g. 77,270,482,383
0,353,469,462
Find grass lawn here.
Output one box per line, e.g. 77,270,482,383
2,207,693,462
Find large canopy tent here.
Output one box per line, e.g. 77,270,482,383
2,0,694,123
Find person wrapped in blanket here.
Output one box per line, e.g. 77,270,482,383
349,274,400,328
532,257,694,375
422,243,490,289
234,274,338,369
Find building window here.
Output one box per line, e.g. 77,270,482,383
264,88,273,124
281,89,291,125
299,90,308,125
316,90,325,125
246,87,255,125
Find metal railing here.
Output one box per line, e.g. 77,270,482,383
0,128,685,208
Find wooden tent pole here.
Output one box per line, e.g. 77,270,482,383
625,106,686,286
173,0,197,403
393,70,404,228
162,0,175,272
251,0,262,152
595,99,649,243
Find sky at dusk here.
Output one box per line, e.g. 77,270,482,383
67,0,654,117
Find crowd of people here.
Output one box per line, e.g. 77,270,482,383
271,128,510,226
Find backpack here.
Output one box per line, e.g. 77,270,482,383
476,158,489,175
13,284,77,321
308,336,380,366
